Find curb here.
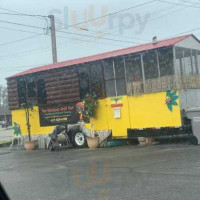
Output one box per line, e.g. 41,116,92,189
0,141,11,148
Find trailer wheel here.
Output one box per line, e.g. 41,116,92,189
190,136,198,145
72,131,86,148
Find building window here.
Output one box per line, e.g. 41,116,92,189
90,62,105,98
158,48,174,76
103,58,127,97
37,75,47,105
17,78,27,106
143,51,159,80
175,47,200,76
197,51,200,74
114,58,127,96
103,59,116,97
27,76,37,98
78,65,90,100
78,62,105,99
125,54,143,82
183,49,193,75
17,74,47,107
191,50,198,74
175,47,184,75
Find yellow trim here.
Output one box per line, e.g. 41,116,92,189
11,92,182,137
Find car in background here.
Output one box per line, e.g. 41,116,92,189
0,121,6,128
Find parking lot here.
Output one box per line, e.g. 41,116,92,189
0,128,12,142
0,144,200,200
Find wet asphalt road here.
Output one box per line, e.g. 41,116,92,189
0,144,200,200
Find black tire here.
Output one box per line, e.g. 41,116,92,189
72,130,86,148
190,136,198,145
48,141,55,151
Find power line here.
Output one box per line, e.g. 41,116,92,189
157,0,200,8
57,30,141,44
104,5,185,39
53,0,158,42
0,2,158,47
178,0,200,6
0,19,45,30
166,27,200,38
98,4,175,37
0,63,50,71
0,7,47,18
0,34,127,62
0,11,47,18
57,0,157,29
0,34,42,47
0,26,43,34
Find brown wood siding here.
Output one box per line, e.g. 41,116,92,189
7,66,81,110
44,67,80,105
7,79,19,110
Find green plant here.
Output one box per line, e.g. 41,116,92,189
21,101,35,141
82,92,98,118
165,90,179,112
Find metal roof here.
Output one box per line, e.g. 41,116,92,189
8,34,194,79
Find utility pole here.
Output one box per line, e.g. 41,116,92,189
48,15,57,63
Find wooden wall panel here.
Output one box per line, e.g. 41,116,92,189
6,66,81,110
7,79,19,110
44,67,80,105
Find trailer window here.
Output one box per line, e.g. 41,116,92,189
17,78,27,106
158,48,174,76
103,58,127,97
175,47,184,75
191,50,198,74
78,66,90,99
90,62,105,98
125,54,143,82
27,76,37,98
197,51,200,74
143,51,159,80
103,60,116,97
114,58,127,96
37,75,47,105
183,49,193,75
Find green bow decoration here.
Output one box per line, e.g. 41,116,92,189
12,122,21,136
165,90,179,112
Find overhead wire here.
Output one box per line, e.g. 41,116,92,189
0,34,43,47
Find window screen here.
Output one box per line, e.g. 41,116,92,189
90,61,105,98
37,75,47,105
114,58,127,96
191,50,198,74
17,78,27,106
103,58,127,97
184,49,192,75
197,51,200,74
78,66,90,99
103,59,115,97
125,54,142,82
158,48,174,76
143,51,159,80
175,47,184,75
27,76,36,98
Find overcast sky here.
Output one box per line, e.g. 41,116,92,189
0,0,200,85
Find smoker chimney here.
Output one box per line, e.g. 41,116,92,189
152,36,157,45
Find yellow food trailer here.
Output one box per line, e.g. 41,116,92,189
7,34,200,147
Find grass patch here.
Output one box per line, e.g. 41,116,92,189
0,140,11,147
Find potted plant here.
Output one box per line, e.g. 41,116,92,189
82,93,99,149
22,102,36,151
86,124,99,149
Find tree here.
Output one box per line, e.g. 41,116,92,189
0,86,9,123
